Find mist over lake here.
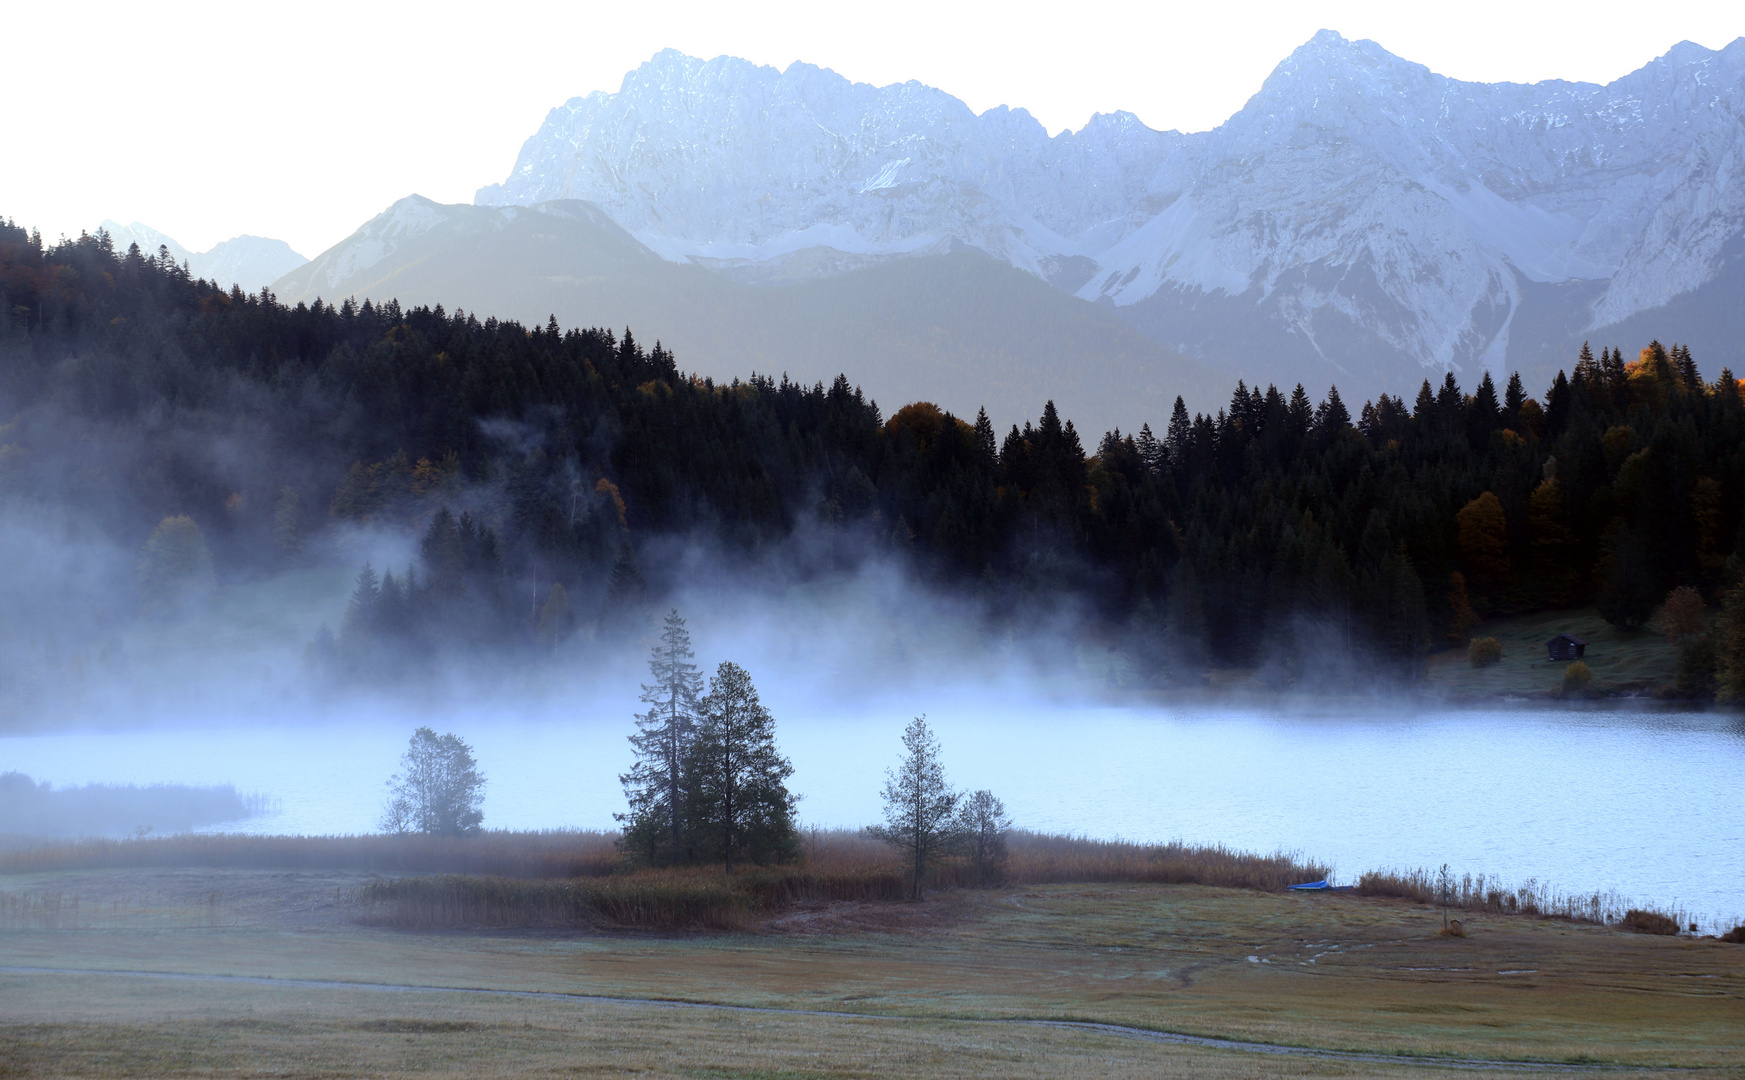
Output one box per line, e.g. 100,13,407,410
7,697,1740,926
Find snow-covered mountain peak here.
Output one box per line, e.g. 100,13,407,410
478,38,1745,393
99,219,305,292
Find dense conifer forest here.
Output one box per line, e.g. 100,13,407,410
4,223,1744,695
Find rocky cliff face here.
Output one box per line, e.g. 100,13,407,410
480,33,1745,393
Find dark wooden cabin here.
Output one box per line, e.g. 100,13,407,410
1547,633,1588,661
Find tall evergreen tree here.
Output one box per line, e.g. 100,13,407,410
971,407,998,471
617,610,705,863
690,661,796,872
1165,395,1192,469
1503,371,1527,426
1135,422,1165,475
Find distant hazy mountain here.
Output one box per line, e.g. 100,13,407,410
479,33,1745,398
273,196,1225,434
101,220,307,293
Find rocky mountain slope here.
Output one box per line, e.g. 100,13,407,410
478,33,1745,397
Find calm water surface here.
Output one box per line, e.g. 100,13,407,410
5,701,1741,924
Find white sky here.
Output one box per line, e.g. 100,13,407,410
3,0,1740,258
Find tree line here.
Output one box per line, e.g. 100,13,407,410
5,223,1745,695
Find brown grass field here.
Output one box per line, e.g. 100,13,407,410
1,832,1740,1078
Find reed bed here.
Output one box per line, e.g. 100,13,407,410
356,831,1332,931
1004,831,1329,891
0,829,620,878
11,827,1711,937
1356,867,1697,932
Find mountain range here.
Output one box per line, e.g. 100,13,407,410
102,221,307,294
271,31,1745,431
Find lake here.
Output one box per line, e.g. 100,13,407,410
4,694,1741,927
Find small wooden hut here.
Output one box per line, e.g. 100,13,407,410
1546,633,1587,661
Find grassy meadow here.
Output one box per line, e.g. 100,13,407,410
1425,607,1684,699
2,829,1741,1077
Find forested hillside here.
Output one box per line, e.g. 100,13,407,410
4,223,1744,695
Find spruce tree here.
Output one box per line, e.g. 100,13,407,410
690,661,796,872
971,407,997,472
617,610,704,863
341,564,382,643
1165,395,1192,467
1135,423,1165,475
1503,371,1527,426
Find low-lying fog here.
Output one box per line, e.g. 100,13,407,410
3,520,1742,928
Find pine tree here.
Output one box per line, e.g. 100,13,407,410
606,542,647,626
1470,372,1501,443
1135,422,1165,475
341,564,382,644
1597,522,1661,629
971,407,997,472
1165,395,1192,468
617,610,704,863
1312,386,1351,443
1503,371,1527,427
690,661,796,872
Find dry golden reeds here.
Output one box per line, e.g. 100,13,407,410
349,830,1333,931
1357,866,1690,933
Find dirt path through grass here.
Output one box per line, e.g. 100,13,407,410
0,964,1629,1072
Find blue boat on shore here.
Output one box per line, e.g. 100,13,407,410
1289,880,1353,891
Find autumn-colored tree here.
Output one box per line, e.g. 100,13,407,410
1456,492,1510,595
137,515,213,611
1714,583,1745,704
1657,586,1706,644
1527,477,1577,607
